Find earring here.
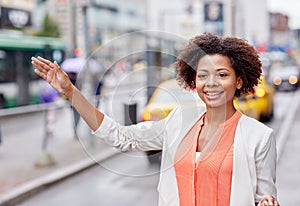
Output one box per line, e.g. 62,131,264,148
191,80,195,87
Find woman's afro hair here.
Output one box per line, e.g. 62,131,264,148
175,33,262,97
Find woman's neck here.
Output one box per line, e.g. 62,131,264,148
204,106,236,126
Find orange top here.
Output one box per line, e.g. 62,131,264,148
174,111,241,206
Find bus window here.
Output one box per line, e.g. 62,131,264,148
0,50,15,83
0,34,66,107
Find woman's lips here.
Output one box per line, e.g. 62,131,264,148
204,91,224,99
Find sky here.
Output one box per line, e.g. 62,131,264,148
267,0,300,29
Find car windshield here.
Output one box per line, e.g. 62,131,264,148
152,88,200,104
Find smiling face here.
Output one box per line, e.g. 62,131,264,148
196,54,243,111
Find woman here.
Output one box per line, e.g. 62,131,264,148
31,33,279,206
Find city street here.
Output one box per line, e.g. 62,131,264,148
15,152,160,206
3,90,299,206
0,0,299,206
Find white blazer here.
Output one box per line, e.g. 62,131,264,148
94,105,277,206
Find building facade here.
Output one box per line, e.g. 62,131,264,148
2,0,295,56
146,0,270,45
35,0,147,57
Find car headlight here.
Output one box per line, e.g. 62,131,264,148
273,76,282,85
289,75,298,85
142,111,151,121
255,88,266,98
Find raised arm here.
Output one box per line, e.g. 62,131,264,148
31,56,104,131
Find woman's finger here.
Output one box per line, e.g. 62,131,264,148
31,57,51,72
33,68,47,80
53,61,63,71
37,56,53,65
262,200,269,205
259,194,280,206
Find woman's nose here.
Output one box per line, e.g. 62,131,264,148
205,74,219,86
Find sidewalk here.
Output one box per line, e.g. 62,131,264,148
0,104,117,205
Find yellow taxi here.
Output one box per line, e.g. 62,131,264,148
141,78,204,121
234,76,275,122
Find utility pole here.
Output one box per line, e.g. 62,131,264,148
82,3,90,60
70,0,77,58
81,1,93,98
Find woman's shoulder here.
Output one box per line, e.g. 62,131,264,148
237,114,274,147
239,114,272,132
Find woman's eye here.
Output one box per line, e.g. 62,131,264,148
218,73,228,78
198,74,207,79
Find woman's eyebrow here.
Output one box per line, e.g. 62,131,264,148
197,68,208,72
197,67,229,72
216,68,230,71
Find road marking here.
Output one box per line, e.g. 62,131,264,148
276,89,300,162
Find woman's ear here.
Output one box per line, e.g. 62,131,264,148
236,77,243,89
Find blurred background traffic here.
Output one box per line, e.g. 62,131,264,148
0,0,299,111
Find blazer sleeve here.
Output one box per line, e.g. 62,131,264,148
92,107,179,152
255,128,277,201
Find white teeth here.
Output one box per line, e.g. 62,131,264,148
206,92,221,96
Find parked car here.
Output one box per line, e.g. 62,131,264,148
234,76,275,122
141,78,204,163
268,65,300,91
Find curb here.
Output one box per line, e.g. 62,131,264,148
0,148,118,206
0,101,68,117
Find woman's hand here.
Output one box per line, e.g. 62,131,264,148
258,194,280,206
31,56,73,96
32,56,105,131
